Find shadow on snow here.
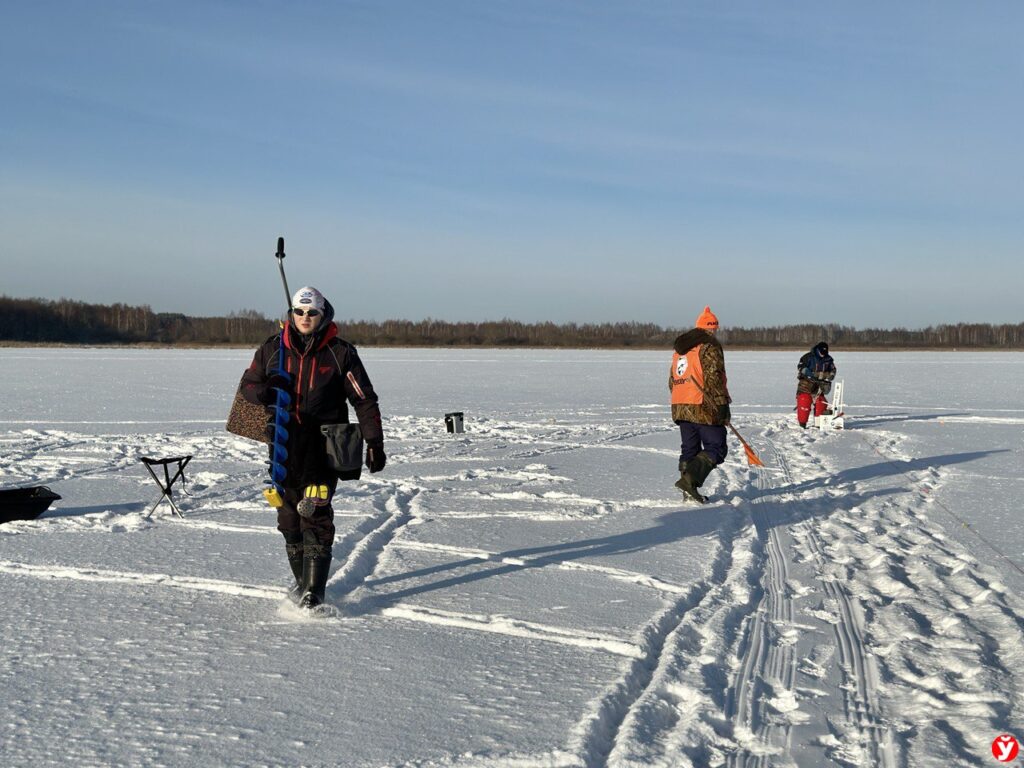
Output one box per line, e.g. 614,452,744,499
338,449,1003,613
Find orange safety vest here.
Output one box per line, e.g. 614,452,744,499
670,348,705,405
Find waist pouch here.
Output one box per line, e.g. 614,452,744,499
321,423,364,481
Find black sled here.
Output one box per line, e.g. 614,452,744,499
0,485,62,524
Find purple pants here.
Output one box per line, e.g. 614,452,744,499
676,421,728,466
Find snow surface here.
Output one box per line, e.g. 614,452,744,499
2,347,1023,767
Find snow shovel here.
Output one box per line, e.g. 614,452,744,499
727,423,765,467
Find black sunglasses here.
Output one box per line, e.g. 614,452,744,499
292,308,321,317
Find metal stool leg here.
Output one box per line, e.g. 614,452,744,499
142,456,190,519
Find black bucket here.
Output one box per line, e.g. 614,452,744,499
444,412,465,434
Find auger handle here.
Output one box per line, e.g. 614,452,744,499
275,236,291,313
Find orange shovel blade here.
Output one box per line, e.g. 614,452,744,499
727,423,765,467
742,443,765,467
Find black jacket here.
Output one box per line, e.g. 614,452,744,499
241,303,383,486
798,342,836,383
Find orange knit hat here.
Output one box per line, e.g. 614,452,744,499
695,306,719,330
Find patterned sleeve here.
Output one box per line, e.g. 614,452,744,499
700,343,730,406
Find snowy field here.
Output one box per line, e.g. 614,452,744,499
2,346,1023,768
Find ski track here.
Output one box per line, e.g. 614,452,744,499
721,417,1024,767
723,437,800,768
562,412,1024,768
754,426,895,768
566,485,759,767
325,485,419,599
577,422,795,768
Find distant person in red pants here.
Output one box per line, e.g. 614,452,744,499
796,341,836,428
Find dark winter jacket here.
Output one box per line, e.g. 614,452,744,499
669,329,731,425
241,301,383,487
797,342,836,396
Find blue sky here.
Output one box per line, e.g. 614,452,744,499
2,1,1021,328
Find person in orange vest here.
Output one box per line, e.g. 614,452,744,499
669,306,732,503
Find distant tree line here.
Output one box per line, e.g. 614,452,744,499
1,296,1022,349
0,296,272,345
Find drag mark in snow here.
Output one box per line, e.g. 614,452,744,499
0,560,284,601
389,539,689,595
380,604,642,659
0,559,645,660
166,519,278,536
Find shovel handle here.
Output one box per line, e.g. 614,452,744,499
727,422,765,467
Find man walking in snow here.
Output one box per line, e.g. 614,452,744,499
795,341,836,429
241,286,386,609
669,306,732,504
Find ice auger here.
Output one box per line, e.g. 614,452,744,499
263,237,293,508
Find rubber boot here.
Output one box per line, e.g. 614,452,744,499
688,452,716,488
283,531,304,601
299,535,332,609
796,392,812,428
675,456,707,504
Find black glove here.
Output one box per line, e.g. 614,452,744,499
256,374,290,405
366,443,386,473
717,404,731,424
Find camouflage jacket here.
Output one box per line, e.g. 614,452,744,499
669,329,731,425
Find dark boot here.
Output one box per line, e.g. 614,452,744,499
675,456,706,504
283,531,304,600
299,535,332,609
688,452,716,488
675,452,716,504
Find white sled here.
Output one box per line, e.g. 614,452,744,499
815,380,845,430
